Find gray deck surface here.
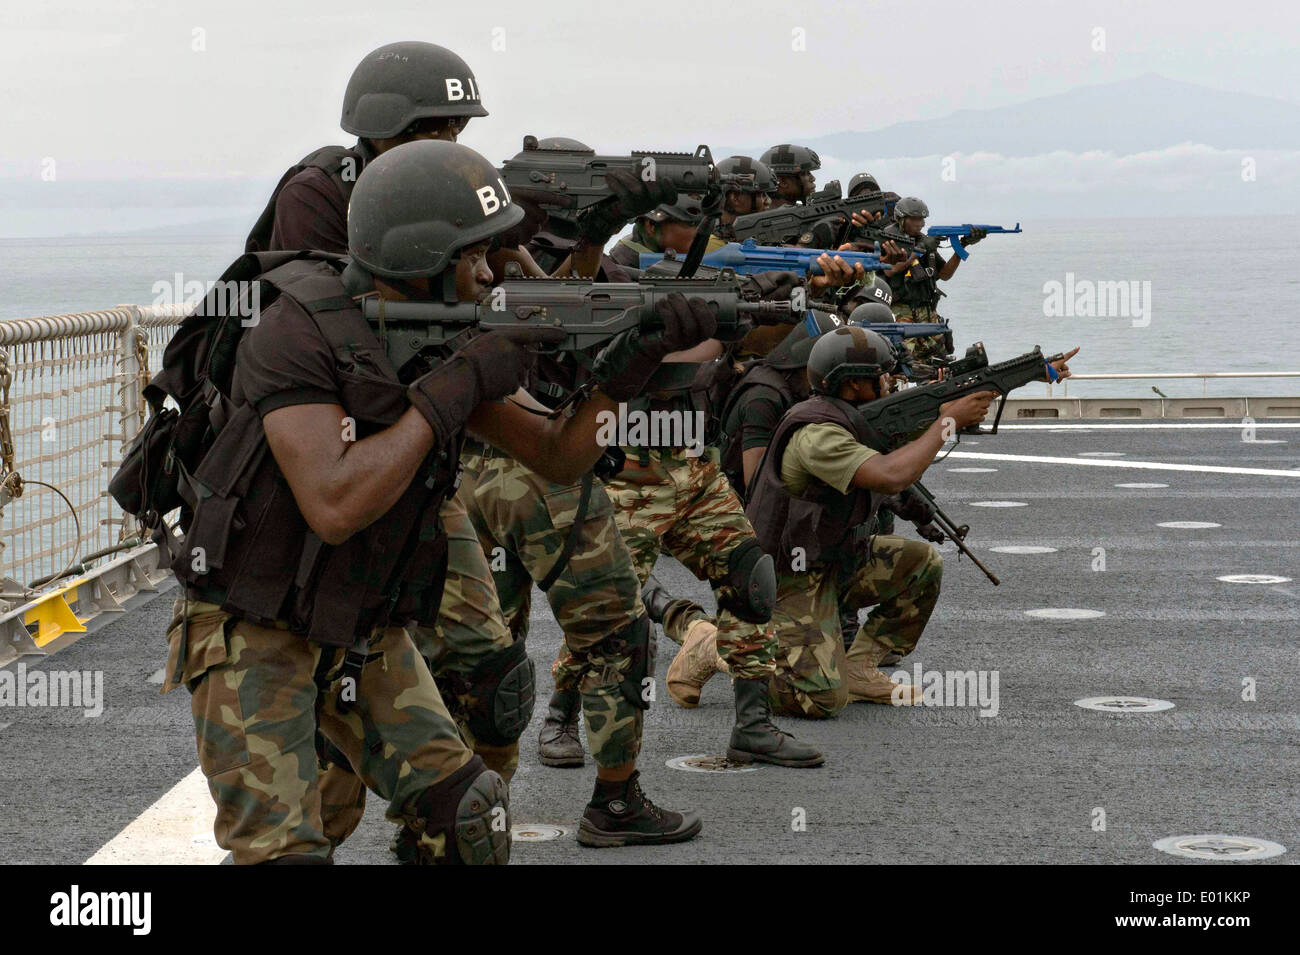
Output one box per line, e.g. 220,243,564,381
2,422,1296,864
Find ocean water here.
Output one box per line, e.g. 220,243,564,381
2,216,1298,397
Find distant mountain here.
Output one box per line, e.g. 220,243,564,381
742,75,1300,159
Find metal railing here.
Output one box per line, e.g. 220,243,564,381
0,305,188,590
1048,371,1300,397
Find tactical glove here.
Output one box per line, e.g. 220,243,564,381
594,293,718,401
960,226,987,247
913,521,947,544
576,170,678,245
741,270,803,313
407,325,565,442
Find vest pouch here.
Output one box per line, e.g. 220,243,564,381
185,403,268,573
109,406,179,517
335,360,408,430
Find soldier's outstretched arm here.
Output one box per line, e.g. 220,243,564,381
263,402,438,546
851,391,994,494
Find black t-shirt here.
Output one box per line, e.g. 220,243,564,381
269,166,350,254
232,294,342,418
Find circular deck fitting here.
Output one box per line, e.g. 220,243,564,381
1075,696,1174,713
1079,451,1126,457
666,754,761,774
1153,834,1285,862
990,545,1057,555
1158,521,1220,529
969,500,1027,508
1217,574,1291,585
511,823,570,842
1026,608,1105,620
947,467,998,473
1115,482,1168,489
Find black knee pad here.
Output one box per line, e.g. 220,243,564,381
715,538,777,624
409,756,511,866
461,640,536,747
591,614,656,712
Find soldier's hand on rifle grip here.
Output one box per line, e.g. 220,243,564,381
407,326,565,441
576,170,678,245
938,390,996,431
595,293,718,401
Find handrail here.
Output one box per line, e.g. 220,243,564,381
1053,371,1300,397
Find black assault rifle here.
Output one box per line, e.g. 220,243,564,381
730,184,902,247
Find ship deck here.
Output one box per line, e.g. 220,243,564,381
2,420,1297,864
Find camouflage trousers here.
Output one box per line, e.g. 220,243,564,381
599,446,775,681
769,536,943,719
315,490,519,848
892,303,953,365
461,446,647,769
163,600,475,864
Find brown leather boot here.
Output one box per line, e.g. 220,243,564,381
843,642,922,705
666,619,729,708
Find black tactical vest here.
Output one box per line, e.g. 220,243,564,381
745,395,880,571
717,362,796,497
244,142,371,254
174,257,458,646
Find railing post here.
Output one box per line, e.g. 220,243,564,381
115,305,144,539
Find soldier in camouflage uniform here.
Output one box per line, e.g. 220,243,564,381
881,197,987,370
608,196,727,268
587,359,825,768
744,326,998,718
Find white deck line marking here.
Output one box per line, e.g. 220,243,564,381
996,423,1300,430
85,766,224,865
944,451,1300,478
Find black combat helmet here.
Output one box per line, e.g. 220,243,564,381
348,140,522,279
807,325,897,395
341,41,488,139
644,195,706,225
848,274,894,309
848,301,896,326
532,136,593,151
848,172,880,196
765,310,846,370
893,196,930,222
760,144,821,175
716,156,778,195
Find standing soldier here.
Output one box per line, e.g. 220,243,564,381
163,140,602,864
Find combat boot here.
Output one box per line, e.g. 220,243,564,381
666,619,729,708
537,688,585,767
727,678,824,768
843,643,922,705
577,770,702,847
640,574,675,626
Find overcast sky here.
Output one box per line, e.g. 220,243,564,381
1,0,1297,234
4,0,1297,174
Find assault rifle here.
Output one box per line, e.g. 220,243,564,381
639,238,889,276
729,185,901,247
498,135,747,241
856,342,1063,448
924,224,1022,260
359,272,797,374
849,223,1022,261
907,481,1001,585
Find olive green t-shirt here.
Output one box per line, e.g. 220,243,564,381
780,422,878,497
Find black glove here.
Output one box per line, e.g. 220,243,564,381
893,486,937,525
407,326,565,441
741,271,802,309
913,521,947,544
595,293,718,401
960,226,987,247
576,170,678,245
492,187,573,250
